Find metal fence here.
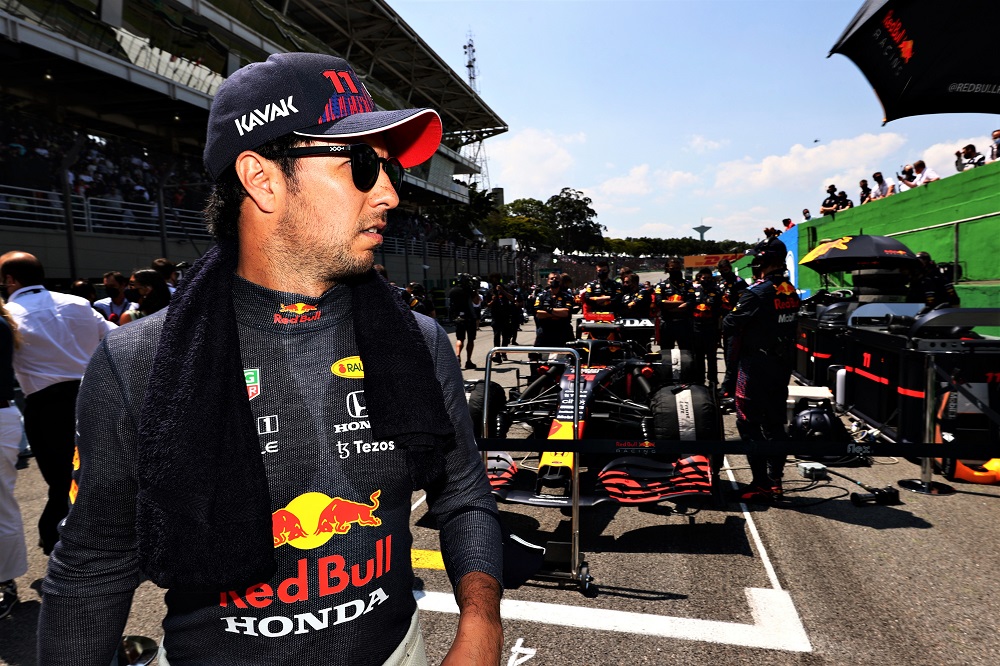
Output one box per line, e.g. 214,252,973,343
0,183,518,269
0,184,211,240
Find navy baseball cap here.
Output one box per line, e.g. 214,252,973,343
749,237,787,267
203,52,442,180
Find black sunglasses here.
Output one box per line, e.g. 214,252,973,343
281,143,404,192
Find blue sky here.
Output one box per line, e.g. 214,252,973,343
391,0,997,245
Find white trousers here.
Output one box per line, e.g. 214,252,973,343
0,405,27,582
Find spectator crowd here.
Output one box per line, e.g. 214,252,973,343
775,128,1000,230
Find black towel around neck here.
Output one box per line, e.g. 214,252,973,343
135,241,454,592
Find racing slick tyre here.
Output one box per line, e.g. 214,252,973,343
657,348,698,386
649,384,720,443
469,381,507,438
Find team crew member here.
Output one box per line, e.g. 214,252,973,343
617,273,652,319
38,52,503,666
449,274,482,370
906,251,961,314
581,261,622,321
533,272,574,351
654,259,695,351
717,258,747,403
722,240,800,502
690,267,723,386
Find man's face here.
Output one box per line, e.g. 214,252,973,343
962,146,975,158
596,265,609,279
827,186,836,195
873,173,883,183
548,273,560,288
272,135,398,283
993,131,1000,142
103,276,124,297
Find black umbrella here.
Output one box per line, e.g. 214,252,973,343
829,0,1000,123
799,235,920,273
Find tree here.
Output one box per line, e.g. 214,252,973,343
492,198,555,251
422,182,498,241
546,188,604,253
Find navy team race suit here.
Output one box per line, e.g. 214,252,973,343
39,279,500,666
722,269,800,487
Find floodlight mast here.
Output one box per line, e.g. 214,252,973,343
462,32,491,193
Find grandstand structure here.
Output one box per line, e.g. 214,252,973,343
0,0,515,286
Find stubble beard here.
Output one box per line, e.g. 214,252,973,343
273,203,385,287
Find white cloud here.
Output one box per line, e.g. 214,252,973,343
686,135,730,154
655,170,701,192
487,128,584,200
696,209,780,244
714,132,908,194
596,164,652,198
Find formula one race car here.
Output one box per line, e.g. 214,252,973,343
468,319,724,512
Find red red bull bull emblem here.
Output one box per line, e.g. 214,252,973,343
275,302,321,324
881,10,913,63
774,282,796,296
272,490,382,549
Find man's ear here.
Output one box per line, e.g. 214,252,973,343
235,151,281,214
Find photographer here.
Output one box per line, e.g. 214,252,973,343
484,273,515,363
448,274,482,369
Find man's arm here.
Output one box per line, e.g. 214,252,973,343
417,317,504,663
443,571,503,665
38,338,143,665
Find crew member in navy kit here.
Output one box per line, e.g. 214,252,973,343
722,238,799,502
654,258,695,351
39,52,503,666
533,272,574,351
617,273,652,319
580,260,622,321
690,267,722,386
716,257,747,406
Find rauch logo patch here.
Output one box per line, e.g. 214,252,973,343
331,356,364,379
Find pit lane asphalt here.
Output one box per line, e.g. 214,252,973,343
4,300,1000,665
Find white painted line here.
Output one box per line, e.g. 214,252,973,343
415,588,812,653
723,455,782,590
411,493,427,512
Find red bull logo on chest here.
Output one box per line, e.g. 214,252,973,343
272,490,382,549
275,303,321,324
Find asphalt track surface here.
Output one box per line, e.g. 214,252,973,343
4,281,1000,665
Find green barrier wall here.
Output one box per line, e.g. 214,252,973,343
735,161,1000,334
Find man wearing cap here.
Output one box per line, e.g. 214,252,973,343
722,238,799,502
818,184,839,216
39,53,503,666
